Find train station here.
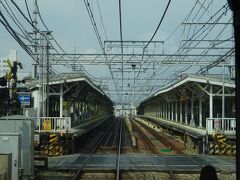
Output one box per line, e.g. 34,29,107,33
0,0,239,180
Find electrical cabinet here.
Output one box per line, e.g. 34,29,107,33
0,154,12,180
0,116,34,179
0,133,20,180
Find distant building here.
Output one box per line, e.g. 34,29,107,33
0,50,16,76
0,50,31,79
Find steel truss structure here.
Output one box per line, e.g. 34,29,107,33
47,53,233,65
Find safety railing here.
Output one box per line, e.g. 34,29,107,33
206,118,236,135
33,117,71,133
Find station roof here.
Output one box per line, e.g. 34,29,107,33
28,73,112,105
140,74,235,105
154,74,235,96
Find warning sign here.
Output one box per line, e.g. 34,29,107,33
43,119,52,131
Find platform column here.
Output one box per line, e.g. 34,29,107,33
180,101,183,123
160,103,162,117
164,102,166,118
85,103,88,119
163,102,165,118
168,102,171,120
166,102,168,119
82,102,85,119
175,101,178,122
165,102,168,119
171,102,174,121
185,101,188,124
191,97,195,126
209,85,213,118
162,103,164,118
199,97,203,128
77,100,80,119
60,84,63,118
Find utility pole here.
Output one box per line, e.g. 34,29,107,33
46,32,51,117
222,61,225,120
32,0,38,79
39,31,51,117
227,1,240,179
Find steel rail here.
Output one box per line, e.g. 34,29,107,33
135,119,184,154
133,118,182,180
131,119,157,153
116,117,123,180
72,119,114,180
166,164,178,180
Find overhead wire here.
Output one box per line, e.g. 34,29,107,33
0,10,35,60
24,0,33,23
164,6,231,79
82,0,121,102
132,2,231,104
1,0,32,40
118,0,124,97
130,0,172,104
143,0,172,50
135,0,172,80
83,0,105,53
96,0,108,40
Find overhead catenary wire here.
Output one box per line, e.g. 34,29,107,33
1,1,61,74
143,0,172,51
24,0,33,23
130,0,172,103
82,0,121,101
137,0,172,78
96,0,108,41
83,0,105,53
0,10,35,60
0,1,31,41
131,2,232,105
118,0,124,94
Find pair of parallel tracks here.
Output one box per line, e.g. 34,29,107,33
73,117,123,180
131,118,180,180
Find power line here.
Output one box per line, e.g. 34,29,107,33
96,0,108,40
131,0,172,102
24,0,33,23
118,0,124,92
143,0,172,50
83,0,105,53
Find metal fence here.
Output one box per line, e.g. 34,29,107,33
206,118,236,135
33,117,71,133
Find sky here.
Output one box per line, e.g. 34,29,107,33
0,0,234,104
0,0,196,67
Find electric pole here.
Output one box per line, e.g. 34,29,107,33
227,0,240,179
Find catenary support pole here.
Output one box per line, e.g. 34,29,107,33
227,1,240,179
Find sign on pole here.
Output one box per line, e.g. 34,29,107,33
18,95,31,106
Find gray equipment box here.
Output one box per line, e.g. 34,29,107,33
0,154,12,180
0,133,21,180
0,116,34,178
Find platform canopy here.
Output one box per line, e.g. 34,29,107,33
28,73,113,105
141,74,235,105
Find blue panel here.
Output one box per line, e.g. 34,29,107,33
18,95,30,106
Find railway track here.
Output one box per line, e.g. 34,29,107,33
131,118,181,179
131,118,185,155
72,117,124,180
131,119,157,153
136,119,185,154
